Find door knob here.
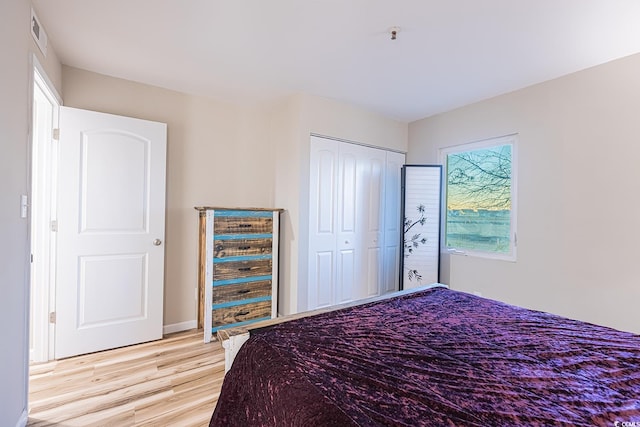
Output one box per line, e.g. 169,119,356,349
153,239,162,246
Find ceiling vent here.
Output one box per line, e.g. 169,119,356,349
31,8,48,57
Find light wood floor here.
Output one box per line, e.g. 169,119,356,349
28,329,225,427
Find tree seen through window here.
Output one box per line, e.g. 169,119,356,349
445,140,514,256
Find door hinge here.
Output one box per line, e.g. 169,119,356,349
49,312,56,324
53,128,60,140
50,220,58,232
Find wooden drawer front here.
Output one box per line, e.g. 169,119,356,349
212,280,271,304
214,216,272,235
212,300,272,326
214,238,272,258
214,259,272,281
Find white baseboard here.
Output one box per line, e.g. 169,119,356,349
163,320,197,335
16,408,27,427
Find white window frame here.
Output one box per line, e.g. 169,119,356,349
439,134,518,261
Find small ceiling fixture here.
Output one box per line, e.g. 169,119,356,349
389,26,400,40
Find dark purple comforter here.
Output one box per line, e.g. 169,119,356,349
210,287,640,426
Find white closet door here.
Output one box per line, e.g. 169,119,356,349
335,144,359,304
309,136,404,310
382,151,406,294
355,144,387,300
308,137,339,309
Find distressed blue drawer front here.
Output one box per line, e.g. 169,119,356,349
214,210,273,218
213,275,272,287
212,295,271,310
213,254,272,264
211,297,272,333
214,215,272,235
212,317,271,333
214,233,272,240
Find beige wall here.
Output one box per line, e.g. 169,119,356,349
408,53,640,334
1,0,62,424
62,66,275,327
272,93,408,315
61,71,408,324
0,1,31,423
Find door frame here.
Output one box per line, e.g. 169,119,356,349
29,55,62,363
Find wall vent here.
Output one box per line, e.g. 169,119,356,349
31,8,48,57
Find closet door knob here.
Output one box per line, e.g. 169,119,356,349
153,239,162,246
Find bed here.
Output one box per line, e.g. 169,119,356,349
210,284,640,426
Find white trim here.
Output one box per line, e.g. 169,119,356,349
203,211,214,343
163,320,197,335
309,132,407,155
439,134,518,262
439,132,517,153
15,408,28,427
270,211,280,318
32,55,62,105
29,56,61,363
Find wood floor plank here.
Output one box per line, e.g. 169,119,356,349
29,365,95,395
28,329,224,427
30,359,159,402
134,383,215,424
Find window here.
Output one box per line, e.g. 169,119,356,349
440,135,517,260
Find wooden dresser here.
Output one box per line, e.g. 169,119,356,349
195,207,282,343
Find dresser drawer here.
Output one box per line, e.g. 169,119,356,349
214,259,272,281
214,238,272,258
212,300,272,327
212,280,271,304
214,216,273,235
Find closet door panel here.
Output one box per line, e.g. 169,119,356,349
339,152,357,234
383,151,406,294
366,247,382,297
383,246,399,294
361,149,386,299
337,148,359,303
367,158,383,233
309,137,339,310
313,252,334,308
337,249,355,304
317,150,336,234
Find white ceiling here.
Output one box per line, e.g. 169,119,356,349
32,0,640,122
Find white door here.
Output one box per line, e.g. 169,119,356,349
55,107,167,359
345,143,386,301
